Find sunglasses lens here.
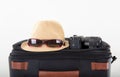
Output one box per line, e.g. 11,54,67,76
28,39,42,47
46,40,63,47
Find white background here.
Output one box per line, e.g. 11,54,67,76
0,0,120,77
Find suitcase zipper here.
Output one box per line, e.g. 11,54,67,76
10,49,111,60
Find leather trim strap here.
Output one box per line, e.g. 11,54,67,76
39,70,79,77
91,62,109,70
11,61,28,70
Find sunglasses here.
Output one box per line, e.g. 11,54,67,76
28,39,65,48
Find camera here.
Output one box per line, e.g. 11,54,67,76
68,35,107,49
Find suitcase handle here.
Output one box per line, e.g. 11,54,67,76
111,56,117,63
39,70,79,77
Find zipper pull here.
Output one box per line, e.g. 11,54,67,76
111,56,117,63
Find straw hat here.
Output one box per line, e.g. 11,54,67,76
21,20,69,52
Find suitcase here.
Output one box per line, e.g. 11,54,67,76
9,36,116,77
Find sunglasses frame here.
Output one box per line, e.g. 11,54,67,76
27,38,65,48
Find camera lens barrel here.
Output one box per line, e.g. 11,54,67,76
83,37,102,49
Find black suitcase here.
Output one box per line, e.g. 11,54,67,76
9,36,116,77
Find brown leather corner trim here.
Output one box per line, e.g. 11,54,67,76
91,62,109,70
11,61,28,70
39,70,79,77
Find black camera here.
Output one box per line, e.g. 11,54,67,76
68,35,109,49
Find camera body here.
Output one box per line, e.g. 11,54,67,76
68,35,82,49
68,35,109,49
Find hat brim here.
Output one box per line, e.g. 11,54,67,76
21,40,69,52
